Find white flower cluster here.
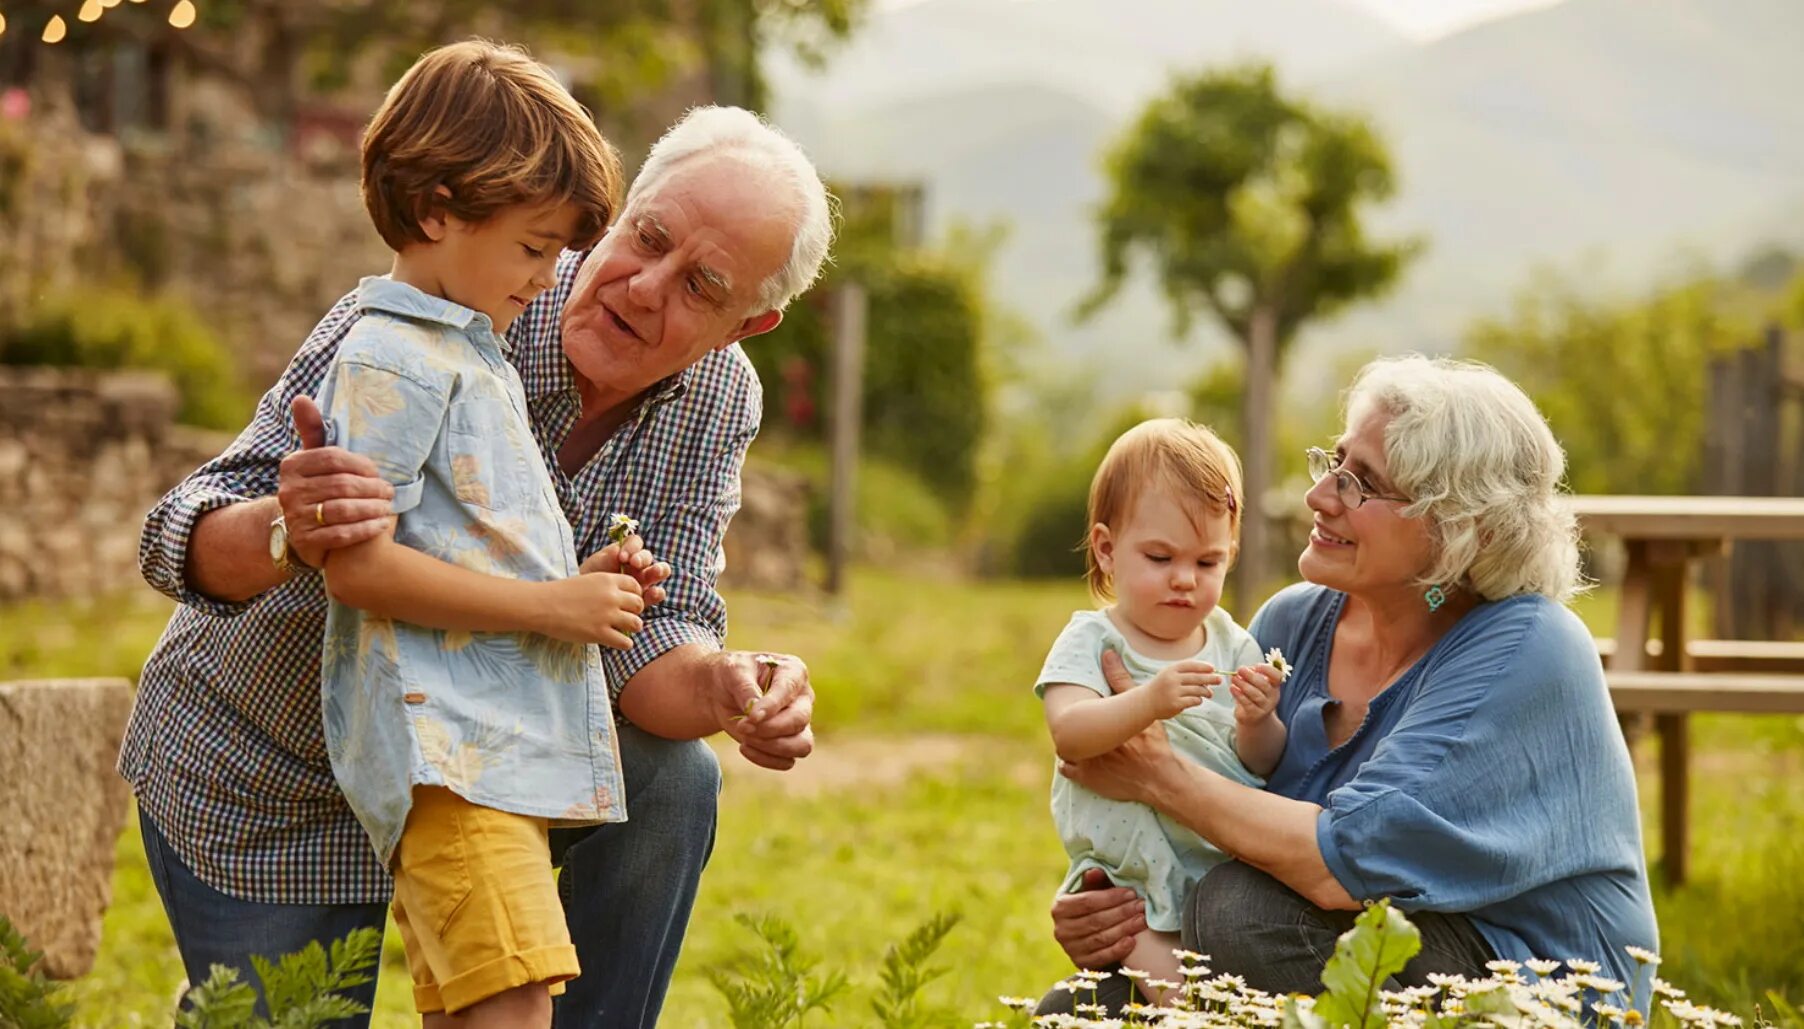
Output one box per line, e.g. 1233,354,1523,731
978,946,1738,1029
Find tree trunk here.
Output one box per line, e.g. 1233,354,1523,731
1235,304,1278,610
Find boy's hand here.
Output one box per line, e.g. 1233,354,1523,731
1229,664,1284,724
579,535,672,607
1143,659,1219,720
539,569,645,649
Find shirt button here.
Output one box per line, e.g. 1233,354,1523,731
403,691,428,704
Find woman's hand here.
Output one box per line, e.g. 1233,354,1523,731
1049,868,1146,969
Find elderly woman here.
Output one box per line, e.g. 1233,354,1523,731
1040,355,1658,1013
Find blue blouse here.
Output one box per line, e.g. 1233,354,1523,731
1250,584,1658,994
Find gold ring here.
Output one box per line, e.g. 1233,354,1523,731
315,502,326,526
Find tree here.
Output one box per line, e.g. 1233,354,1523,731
1467,272,1741,496
1080,63,1419,598
27,0,866,132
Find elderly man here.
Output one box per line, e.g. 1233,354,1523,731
123,106,831,1028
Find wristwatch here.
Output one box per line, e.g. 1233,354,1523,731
268,514,308,575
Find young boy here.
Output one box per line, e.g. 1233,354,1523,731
313,40,648,1027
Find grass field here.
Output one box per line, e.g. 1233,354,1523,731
4,570,1800,1026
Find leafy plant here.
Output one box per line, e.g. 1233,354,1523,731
173,927,381,1029
0,915,75,1029
707,913,850,1028
870,912,963,1029
982,899,1767,1029
708,911,968,1029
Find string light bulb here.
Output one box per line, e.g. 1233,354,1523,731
42,14,67,42
0,13,7,39
78,0,104,22
168,0,196,28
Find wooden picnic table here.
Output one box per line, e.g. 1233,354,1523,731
1563,495,1804,886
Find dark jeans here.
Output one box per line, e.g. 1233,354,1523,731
1036,862,1495,1016
141,724,720,1028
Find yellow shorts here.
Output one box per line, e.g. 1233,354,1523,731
390,786,580,1014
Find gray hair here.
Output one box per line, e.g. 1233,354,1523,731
624,105,834,313
1346,354,1586,603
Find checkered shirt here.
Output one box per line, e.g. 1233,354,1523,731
119,249,760,903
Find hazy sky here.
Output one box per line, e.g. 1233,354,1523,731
877,0,1569,42
1337,0,1567,40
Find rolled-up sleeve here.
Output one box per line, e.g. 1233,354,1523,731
138,293,358,614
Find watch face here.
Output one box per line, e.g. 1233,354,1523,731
269,519,288,561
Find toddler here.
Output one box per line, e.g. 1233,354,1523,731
1036,418,1287,1005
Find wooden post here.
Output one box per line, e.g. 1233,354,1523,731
1653,554,1690,886
1235,305,1278,609
825,283,867,597
1703,354,1736,639
1741,331,1783,639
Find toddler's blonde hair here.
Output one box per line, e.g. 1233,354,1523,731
1084,418,1243,599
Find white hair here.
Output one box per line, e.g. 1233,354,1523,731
1346,354,1587,603
624,105,835,313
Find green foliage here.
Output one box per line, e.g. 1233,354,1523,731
0,287,251,430
747,244,991,510
706,913,850,1028
707,911,964,1029
174,927,380,1029
748,444,956,558
1312,901,1422,1029
0,915,75,1029
869,912,962,1029
188,1,867,122
1082,62,1419,353
1465,273,1742,495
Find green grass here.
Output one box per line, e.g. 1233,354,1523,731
4,571,1801,1026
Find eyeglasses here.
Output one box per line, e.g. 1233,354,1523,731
1305,447,1411,510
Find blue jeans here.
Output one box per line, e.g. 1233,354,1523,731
141,725,721,1028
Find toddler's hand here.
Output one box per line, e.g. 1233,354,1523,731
1144,659,1220,720
1229,664,1284,724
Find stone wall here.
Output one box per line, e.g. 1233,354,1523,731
0,368,230,603
0,366,807,603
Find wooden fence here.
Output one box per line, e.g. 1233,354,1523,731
1702,324,1804,639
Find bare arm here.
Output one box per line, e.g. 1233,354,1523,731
1229,664,1288,777
1061,650,1356,910
1043,684,1163,760
322,532,649,648
1043,659,1222,760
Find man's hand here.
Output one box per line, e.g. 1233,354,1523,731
1142,658,1219,719
579,535,672,607
708,650,815,770
279,396,394,568
1050,868,1145,969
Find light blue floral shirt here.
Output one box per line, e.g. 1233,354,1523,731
318,277,624,864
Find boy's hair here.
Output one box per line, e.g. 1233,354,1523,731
1084,418,1244,599
361,39,621,253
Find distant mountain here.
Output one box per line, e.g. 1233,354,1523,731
768,0,1804,401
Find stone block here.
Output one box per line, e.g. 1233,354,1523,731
0,678,134,979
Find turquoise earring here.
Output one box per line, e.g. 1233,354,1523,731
1424,585,1448,612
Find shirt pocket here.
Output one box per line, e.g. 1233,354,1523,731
444,392,538,515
